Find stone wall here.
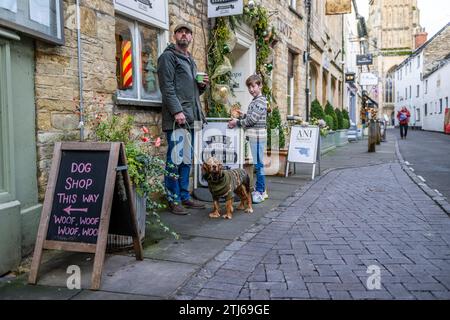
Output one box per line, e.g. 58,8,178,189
423,26,450,74
34,1,210,200
264,0,306,120
35,0,117,200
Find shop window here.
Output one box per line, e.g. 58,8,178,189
115,16,162,105
439,99,443,114
424,103,427,116
416,108,420,121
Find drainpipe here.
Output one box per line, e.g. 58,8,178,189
76,0,85,141
305,0,312,121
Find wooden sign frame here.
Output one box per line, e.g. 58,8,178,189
28,142,143,290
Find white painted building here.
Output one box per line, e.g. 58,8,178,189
394,52,424,128
422,59,450,132
394,23,450,131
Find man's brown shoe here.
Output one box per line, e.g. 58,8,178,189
169,203,188,215
182,199,206,209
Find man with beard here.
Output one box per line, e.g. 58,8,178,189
157,23,209,214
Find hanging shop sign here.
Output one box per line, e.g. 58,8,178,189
356,54,373,66
114,0,169,30
345,72,356,83
208,0,243,18
0,0,64,45
325,0,352,15
359,72,378,86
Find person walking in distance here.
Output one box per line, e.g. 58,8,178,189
397,106,411,139
157,23,209,215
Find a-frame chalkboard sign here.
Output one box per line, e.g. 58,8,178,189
28,142,143,290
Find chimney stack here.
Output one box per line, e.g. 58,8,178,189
415,28,428,49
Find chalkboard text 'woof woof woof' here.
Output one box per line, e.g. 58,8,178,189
46,151,109,243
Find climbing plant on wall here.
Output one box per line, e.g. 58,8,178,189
206,2,277,117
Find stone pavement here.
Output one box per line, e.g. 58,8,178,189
1,130,449,300
176,162,450,300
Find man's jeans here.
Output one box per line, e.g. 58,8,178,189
165,129,194,204
249,138,266,193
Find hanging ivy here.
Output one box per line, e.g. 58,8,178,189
206,3,277,117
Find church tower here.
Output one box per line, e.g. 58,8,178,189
366,0,422,122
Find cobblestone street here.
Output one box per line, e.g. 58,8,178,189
177,163,450,300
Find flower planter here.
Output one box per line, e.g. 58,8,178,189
264,149,290,176
336,129,349,147
107,187,146,251
320,131,336,155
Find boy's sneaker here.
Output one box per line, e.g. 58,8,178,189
252,191,265,204
262,191,269,199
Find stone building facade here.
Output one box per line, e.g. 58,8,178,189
367,0,422,122
0,0,347,274
308,0,345,112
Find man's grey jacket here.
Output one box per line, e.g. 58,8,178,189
157,43,206,132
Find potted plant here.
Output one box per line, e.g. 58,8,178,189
265,107,288,176
90,113,178,249
334,107,348,147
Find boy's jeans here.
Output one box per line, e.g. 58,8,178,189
164,129,194,204
249,137,266,193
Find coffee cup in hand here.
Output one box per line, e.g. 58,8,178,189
196,72,207,84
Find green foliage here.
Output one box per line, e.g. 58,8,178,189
342,109,350,121
335,108,344,130
324,101,338,131
342,118,350,129
207,4,277,116
93,114,134,143
91,114,179,240
207,17,233,117
310,117,330,137
310,99,325,120
324,115,334,132
267,107,285,149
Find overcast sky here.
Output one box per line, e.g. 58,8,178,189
355,0,450,38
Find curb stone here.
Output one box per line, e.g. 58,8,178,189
394,136,450,216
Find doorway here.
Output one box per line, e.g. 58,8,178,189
229,24,256,113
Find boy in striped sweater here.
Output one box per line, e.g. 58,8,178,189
228,74,268,204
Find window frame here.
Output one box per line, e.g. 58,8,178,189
0,39,16,203
114,15,167,107
287,50,296,116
